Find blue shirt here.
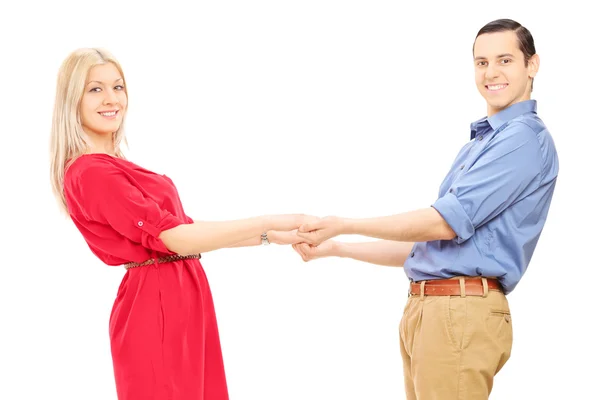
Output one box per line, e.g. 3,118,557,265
403,100,559,294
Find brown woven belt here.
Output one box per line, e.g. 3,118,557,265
409,277,503,296
124,253,201,270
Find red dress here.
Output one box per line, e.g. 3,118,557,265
64,153,229,400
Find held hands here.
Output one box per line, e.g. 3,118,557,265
267,214,345,262
296,216,345,246
267,214,345,246
265,214,322,246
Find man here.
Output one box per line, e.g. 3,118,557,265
293,19,559,399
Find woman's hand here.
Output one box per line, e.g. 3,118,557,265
266,214,321,232
267,229,305,245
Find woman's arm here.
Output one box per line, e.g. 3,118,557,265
160,215,313,255
225,230,305,248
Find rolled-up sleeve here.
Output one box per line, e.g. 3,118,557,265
433,122,543,244
74,164,186,254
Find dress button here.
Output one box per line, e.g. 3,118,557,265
137,221,144,226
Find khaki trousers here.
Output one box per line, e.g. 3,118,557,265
399,278,513,400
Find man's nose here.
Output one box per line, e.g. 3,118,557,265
484,64,499,81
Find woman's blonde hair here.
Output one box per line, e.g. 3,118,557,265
49,48,128,215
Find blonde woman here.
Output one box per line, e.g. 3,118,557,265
50,48,313,400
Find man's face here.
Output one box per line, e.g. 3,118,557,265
473,30,539,116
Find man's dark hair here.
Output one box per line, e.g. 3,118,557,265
474,19,536,90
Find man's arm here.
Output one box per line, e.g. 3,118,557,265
298,123,544,247
343,207,456,242
297,207,455,245
293,239,415,267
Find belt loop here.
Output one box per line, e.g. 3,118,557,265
459,277,466,298
420,281,426,301
482,277,489,298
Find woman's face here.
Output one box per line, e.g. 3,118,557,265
80,63,127,137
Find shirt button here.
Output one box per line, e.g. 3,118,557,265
460,165,465,170
410,252,415,258
478,135,483,141
137,221,144,226
449,188,454,193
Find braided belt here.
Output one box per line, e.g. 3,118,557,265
124,253,201,270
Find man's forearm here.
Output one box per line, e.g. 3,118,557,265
342,207,456,242
332,240,415,267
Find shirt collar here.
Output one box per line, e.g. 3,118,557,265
470,99,538,140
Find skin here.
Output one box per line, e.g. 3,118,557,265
79,63,313,254
81,63,128,154
292,29,539,266
293,210,454,267
473,30,539,117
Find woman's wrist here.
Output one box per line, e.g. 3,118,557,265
262,215,275,233
266,230,279,244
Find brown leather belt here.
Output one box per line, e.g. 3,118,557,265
124,253,201,270
409,277,502,296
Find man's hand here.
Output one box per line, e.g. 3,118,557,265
296,216,346,246
292,240,337,262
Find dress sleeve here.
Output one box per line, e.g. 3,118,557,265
432,122,543,244
71,162,187,254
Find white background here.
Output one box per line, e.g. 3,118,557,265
1,1,598,399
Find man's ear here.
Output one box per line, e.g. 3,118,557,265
528,53,540,79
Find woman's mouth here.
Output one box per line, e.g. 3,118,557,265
98,110,119,119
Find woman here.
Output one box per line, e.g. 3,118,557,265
49,48,314,400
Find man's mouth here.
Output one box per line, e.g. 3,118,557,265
486,84,508,92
